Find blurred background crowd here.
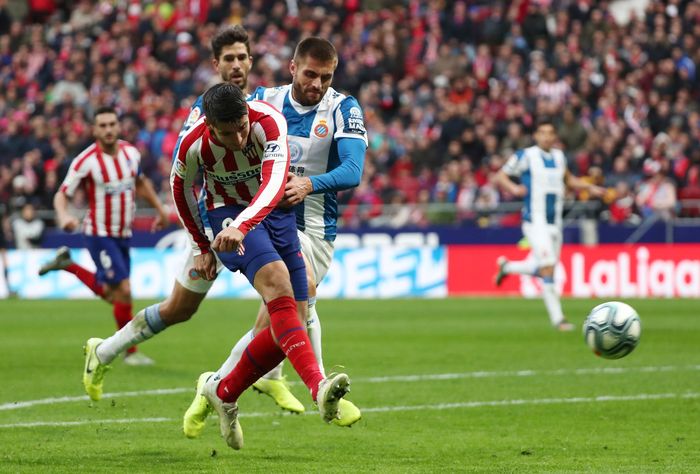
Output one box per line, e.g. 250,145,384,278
2,0,700,249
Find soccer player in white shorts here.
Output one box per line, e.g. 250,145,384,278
493,119,604,331
194,37,368,428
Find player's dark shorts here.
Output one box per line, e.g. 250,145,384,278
83,235,131,285
207,206,305,287
0,225,7,249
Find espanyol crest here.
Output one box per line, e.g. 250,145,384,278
314,120,329,138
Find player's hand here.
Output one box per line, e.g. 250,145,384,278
511,184,527,198
151,211,169,232
282,173,312,206
59,215,80,232
194,252,218,281
212,226,246,255
588,185,607,198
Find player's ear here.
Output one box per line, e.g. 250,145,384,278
289,59,296,77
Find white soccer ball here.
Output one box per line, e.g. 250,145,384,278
582,301,641,359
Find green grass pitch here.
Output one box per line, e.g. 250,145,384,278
1,298,698,472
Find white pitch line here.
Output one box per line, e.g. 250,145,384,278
2,365,699,412
360,364,700,383
359,392,700,413
0,388,189,411
1,392,698,429
0,417,173,429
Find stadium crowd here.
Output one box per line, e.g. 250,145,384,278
2,0,700,245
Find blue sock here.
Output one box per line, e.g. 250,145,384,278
144,304,166,334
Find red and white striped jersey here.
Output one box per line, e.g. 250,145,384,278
170,100,290,255
59,140,141,238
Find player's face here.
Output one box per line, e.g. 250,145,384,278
93,113,120,149
290,56,336,106
214,43,252,92
534,124,557,151
206,116,250,151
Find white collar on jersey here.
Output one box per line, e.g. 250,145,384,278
535,146,555,157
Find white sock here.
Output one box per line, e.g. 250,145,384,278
541,279,564,326
262,361,284,380
216,328,285,381
504,258,538,275
96,304,165,364
306,298,325,376
215,328,254,379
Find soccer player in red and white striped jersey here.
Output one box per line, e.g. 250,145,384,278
171,97,290,257
172,83,350,449
39,107,168,366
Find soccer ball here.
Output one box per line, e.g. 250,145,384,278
583,301,641,359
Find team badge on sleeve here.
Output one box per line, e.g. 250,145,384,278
346,106,366,135
185,107,201,128
174,159,187,178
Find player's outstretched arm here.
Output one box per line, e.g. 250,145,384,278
565,170,605,197
493,170,527,198
135,175,169,231
53,191,80,232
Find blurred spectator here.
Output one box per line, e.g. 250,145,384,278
0,0,11,36
369,192,411,228
341,179,383,228
11,202,44,249
558,107,587,154
602,181,642,225
679,165,700,217
636,159,677,221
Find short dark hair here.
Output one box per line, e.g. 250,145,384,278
535,117,555,130
93,106,118,121
293,37,337,63
211,25,250,60
202,83,248,125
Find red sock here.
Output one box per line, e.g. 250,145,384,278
216,327,285,403
65,263,105,297
113,301,136,354
268,296,324,400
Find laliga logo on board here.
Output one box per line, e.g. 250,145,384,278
516,246,700,298
314,120,329,138
570,247,700,298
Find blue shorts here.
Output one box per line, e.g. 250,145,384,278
208,206,305,289
83,235,131,286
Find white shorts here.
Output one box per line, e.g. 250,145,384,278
297,230,334,285
175,228,224,294
522,222,562,268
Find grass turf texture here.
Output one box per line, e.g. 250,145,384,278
1,298,698,473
